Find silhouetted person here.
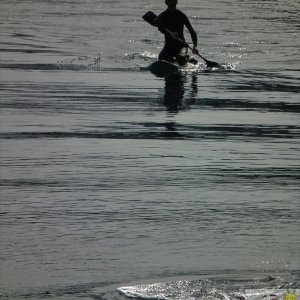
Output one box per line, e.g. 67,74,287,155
157,0,198,64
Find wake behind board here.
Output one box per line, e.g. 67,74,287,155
148,60,195,77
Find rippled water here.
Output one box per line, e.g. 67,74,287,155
0,0,299,299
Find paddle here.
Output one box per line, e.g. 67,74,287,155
142,11,221,68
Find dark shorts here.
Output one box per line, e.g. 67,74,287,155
159,46,188,64
158,46,182,62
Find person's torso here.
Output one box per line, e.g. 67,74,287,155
159,9,187,41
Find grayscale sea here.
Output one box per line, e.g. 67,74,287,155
0,0,299,299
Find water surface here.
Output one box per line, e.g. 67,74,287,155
0,0,299,299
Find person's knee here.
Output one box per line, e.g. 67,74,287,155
159,52,174,62
176,54,189,65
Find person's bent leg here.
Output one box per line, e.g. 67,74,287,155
159,48,176,62
175,47,189,66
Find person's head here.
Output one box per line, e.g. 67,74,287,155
165,0,178,11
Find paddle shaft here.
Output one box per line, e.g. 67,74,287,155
164,28,211,65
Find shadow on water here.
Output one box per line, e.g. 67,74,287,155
163,73,198,113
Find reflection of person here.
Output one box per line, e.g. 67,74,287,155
163,73,185,112
163,73,198,112
157,0,198,64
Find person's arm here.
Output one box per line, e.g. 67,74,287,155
184,16,198,53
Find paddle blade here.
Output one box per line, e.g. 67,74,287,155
142,11,158,27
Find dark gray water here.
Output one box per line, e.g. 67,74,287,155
0,0,299,299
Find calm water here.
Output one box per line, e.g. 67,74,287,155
0,0,299,299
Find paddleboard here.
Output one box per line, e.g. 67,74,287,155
147,60,196,77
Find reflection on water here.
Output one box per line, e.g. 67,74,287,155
163,73,198,112
161,73,199,138
162,122,183,139
163,73,185,112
